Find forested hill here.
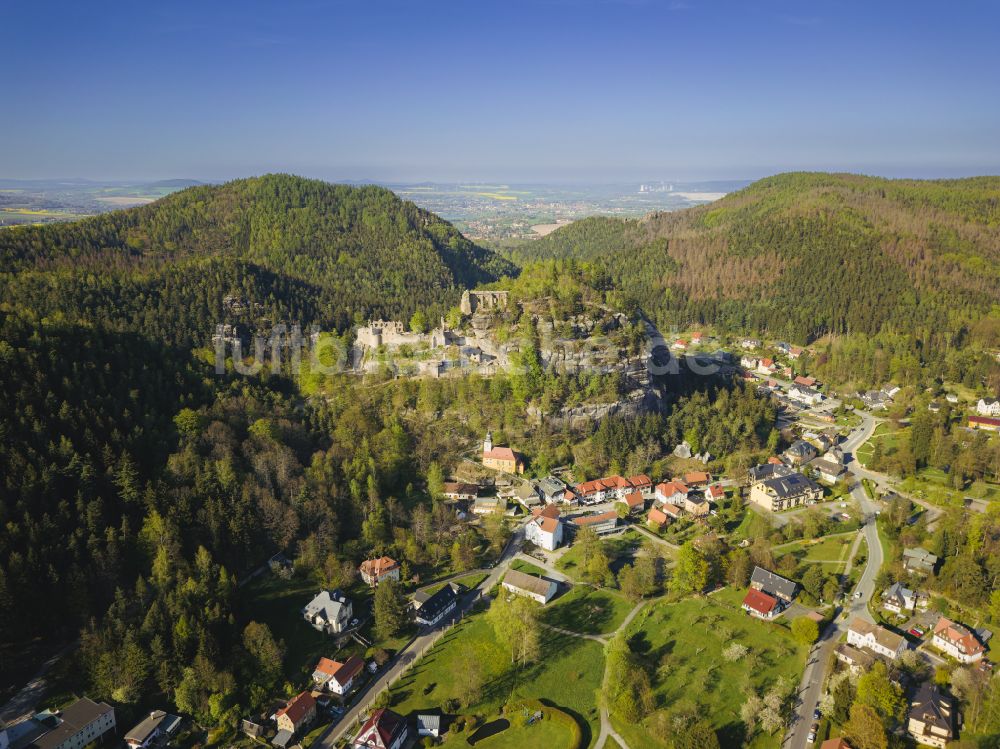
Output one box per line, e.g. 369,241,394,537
1,173,517,336
514,172,1000,346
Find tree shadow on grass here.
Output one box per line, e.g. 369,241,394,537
542,591,616,635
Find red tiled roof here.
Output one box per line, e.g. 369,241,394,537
622,491,644,508
628,474,652,488
314,657,340,676
648,507,669,526
706,484,725,499
934,617,985,656
662,503,684,518
794,375,816,387
484,446,518,461
330,655,364,686
575,510,618,525
532,504,561,519
684,471,710,485
970,415,1000,427
742,588,778,616
355,708,406,747
359,556,399,577
820,739,852,749
767,456,784,465
537,516,560,533
656,481,688,496
276,691,316,727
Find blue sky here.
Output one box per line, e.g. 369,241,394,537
2,0,999,181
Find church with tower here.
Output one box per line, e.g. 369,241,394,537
481,431,525,474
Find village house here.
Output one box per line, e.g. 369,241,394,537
906,683,955,749
537,476,567,504
748,462,794,483
756,358,777,375
789,384,824,406
124,712,181,749
881,582,918,615
820,739,853,749
11,697,117,749
812,456,846,484
977,397,1000,416
628,474,654,498
571,510,620,536
742,588,781,619
794,375,817,388
351,708,409,749
969,414,1000,432
932,617,986,663
671,339,688,350
683,493,710,517
502,569,558,604
359,556,401,587
784,439,818,466
741,338,761,350
654,480,689,506
902,547,938,575
750,567,798,602
834,642,877,674
749,473,822,512
312,656,365,696
846,618,906,661
412,582,461,627
618,491,646,515
471,495,506,515
705,484,725,502
275,692,317,743
683,471,711,487
481,431,525,473
525,505,563,551
513,481,542,508
647,506,670,530
441,482,478,501
740,355,759,370
302,589,353,634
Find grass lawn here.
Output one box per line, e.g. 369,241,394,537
422,572,489,596
556,530,643,581
611,592,808,749
389,611,604,746
900,469,1000,507
855,422,904,465
436,711,578,748
510,559,547,576
542,586,633,636
776,533,855,572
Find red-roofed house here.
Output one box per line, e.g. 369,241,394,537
575,475,632,503
661,503,684,520
532,504,561,520
742,589,780,619
932,617,986,663
757,358,777,375
705,484,725,501
525,513,563,551
482,430,526,473
312,656,364,696
647,506,670,530
672,339,688,350
793,375,817,388
767,456,784,465
276,692,317,736
820,739,852,749
969,415,1000,432
359,556,401,587
655,481,688,505
683,471,711,487
618,491,645,514
628,474,653,498
351,708,409,749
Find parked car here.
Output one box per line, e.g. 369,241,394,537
367,661,379,674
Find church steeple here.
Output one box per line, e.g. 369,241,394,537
483,431,493,454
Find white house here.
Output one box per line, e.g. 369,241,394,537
312,656,364,696
525,506,563,551
654,481,688,506
124,712,181,749
932,617,985,663
977,397,1000,416
302,590,353,634
881,582,917,614
351,709,408,749
789,384,824,406
846,618,906,660
502,569,557,604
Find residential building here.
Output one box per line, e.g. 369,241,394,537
750,567,798,602
820,739,852,749
312,656,364,696
124,711,181,749
25,698,116,749
742,588,780,619
969,415,1000,431
571,510,620,535
741,338,761,350
683,471,711,487
441,482,478,501
794,375,818,388
812,457,846,484
359,557,400,587
747,462,794,483
471,495,506,515
412,583,461,627
749,473,823,512
513,481,542,508
574,475,633,504
660,503,684,521
481,432,525,474
683,494,709,517
756,358,777,375
351,708,409,749
537,476,567,504
846,618,906,661
977,397,1000,416
647,506,670,529
618,491,645,514
741,355,759,370
502,569,558,604
784,439,818,466
705,484,725,502
932,617,985,663
525,511,563,551
275,692,316,738
302,590,353,634
881,582,917,615
861,390,893,410
789,385,823,406
834,642,876,674
628,474,654,498
906,684,955,749
902,547,938,575
654,481,688,505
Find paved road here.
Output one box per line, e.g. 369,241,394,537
783,410,883,749
315,527,525,748
0,641,76,721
